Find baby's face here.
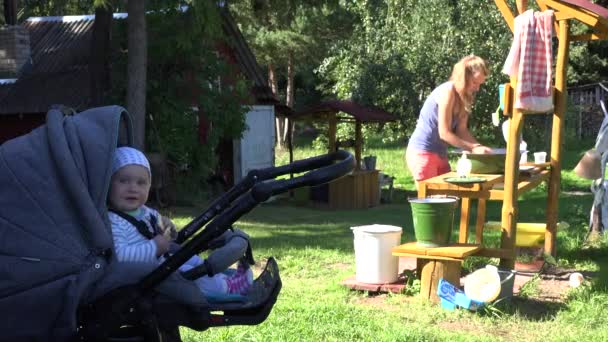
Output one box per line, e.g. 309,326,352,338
109,164,151,212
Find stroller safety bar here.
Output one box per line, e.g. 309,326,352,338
141,150,354,292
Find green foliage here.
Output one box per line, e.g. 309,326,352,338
313,0,607,149
20,0,97,19
110,2,249,184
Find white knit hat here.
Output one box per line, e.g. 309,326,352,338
112,146,151,177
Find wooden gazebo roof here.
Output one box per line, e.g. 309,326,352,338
293,100,396,170
294,100,396,123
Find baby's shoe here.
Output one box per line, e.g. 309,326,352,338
226,262,253,295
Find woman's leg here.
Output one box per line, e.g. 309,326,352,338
406,148,446,182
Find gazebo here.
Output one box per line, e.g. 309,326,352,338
292,100,396,209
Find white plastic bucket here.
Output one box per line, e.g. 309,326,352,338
351,224,403,284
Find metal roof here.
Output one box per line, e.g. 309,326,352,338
293,100,396,123
0,16,97,114
0,9,277,115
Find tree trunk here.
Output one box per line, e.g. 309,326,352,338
268,62,278,95
89,5,112,107
127,0,147,151
3,0,17,25
269,63,284,149
284,51,295,145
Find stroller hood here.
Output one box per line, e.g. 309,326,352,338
0,106,204,340
0,106,124,339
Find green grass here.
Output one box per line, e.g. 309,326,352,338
166,139,608,341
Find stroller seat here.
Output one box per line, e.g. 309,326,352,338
0,105,354,342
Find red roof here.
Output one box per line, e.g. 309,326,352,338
294,100,396,123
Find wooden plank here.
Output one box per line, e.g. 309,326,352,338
391,242,481,259
473,247,516,259
571,32,608,41
419,259,462,303
393,253,465,262
328,114,337,153
546,19,571,257
427,189,493,200
503,83,513,117
355,120,362,170
516,0,528,14
494,0,516,32
369,170,380,207
475,199,487,244
459,197,471,243
542,0,608,33
517,170,551,193
418,182,427,199
500,104,523,270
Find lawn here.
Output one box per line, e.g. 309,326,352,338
165,140,608,341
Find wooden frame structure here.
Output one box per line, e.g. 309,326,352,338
493,0,608,268
292,100,395,209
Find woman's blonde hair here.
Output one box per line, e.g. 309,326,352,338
449,54,489,114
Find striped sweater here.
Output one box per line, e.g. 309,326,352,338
109,205,162,263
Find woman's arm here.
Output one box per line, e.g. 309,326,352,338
455,115,492,153
438,88,491,153
454,114,493,153
437,88,477,150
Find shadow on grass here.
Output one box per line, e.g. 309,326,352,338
480,297,567,321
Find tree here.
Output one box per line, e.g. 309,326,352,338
230,0,351,148
89,2,113,107
127,0,147,151
316,0,513,144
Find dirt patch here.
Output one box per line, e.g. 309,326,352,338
533,277,571,302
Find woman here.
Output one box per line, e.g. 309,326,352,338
406,55,492,183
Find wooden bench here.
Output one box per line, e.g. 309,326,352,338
392,242,481,303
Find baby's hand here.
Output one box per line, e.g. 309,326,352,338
153,235,171,256
158,215,178,241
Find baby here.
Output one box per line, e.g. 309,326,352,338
108,146,252,295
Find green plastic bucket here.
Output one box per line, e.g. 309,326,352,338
409,197,458,247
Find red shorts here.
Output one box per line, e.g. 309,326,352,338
406,148,451,182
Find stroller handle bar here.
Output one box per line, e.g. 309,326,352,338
175,149,354,243
140,150,355,292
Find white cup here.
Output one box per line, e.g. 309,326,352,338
534,152,547,164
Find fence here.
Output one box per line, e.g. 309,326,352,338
568,82,608,139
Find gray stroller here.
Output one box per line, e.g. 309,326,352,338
0,106,354,341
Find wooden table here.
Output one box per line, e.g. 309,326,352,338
417,168,550,260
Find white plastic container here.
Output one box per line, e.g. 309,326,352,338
351,224,402,284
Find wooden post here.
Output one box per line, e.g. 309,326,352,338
475,199,487,244
355,119,362,170
516,0,528,14
418,259,462,303
328,113,337,154
546,19,570,257
287,116,295,197
500,107,523,270
459,198,471,243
